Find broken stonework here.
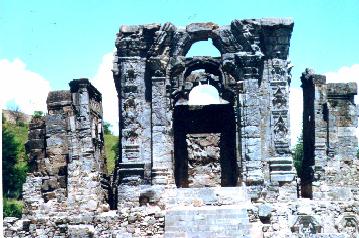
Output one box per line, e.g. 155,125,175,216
4,19,359,238
187,133,221,187
301,69,359,201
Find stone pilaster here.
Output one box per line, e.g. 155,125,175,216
115,57,151,184
235,53,264,185
301,69,327,198
266,58,295,182
327,83,358,161
67,78,107,212
151,76,174,185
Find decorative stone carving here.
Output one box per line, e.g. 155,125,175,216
291,215,321,237
274,115,288,139
272,87,287,108
336,214,359,238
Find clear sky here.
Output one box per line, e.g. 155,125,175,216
1,0,359,145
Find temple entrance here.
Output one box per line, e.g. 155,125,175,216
173,104,237,188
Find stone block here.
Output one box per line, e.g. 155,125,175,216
25,139,45,150
120,25,140,34
258,203,273,220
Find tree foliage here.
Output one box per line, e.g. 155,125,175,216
103,122,112,135
2,120,28,198
2,124,20,197
33,111,44,118
3,198,23,218
293,135,304,177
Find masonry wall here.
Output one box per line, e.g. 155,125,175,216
21,79,109,220
301,69,359,201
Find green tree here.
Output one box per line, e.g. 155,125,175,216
2,124,20,197
33,111,44,118
2,120,28,198
103,122,112,135
293,135,303,177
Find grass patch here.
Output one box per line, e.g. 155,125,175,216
104,134,118,174
3,198,24,218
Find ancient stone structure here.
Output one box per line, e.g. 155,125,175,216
4,19,359,238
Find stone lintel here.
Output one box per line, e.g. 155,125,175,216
259,18,294,27
46,90,72,109
120,25,141,34
69,78,102,102
327,82,357,97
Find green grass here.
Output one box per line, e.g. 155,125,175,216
104,134,119,174
3,198,24,218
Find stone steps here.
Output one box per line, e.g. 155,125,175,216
164,187,249,208
117,162,145,181
269,157,296,182
164,205,251,238
152,168,173,185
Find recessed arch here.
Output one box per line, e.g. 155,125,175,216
186,39,221,57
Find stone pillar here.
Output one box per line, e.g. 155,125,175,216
44,91,72,205
23,117,46,216
266,58,295,183
67,79,107,212
258,19,295,184
115,57,152,184
151,76,174,185
301,70,327,198
235,53,264,185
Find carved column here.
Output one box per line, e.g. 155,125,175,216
151,76,174,185
115,57,152,184
266,58,295,183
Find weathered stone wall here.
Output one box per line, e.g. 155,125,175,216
186,133,221,187
18,79,109,223
113,18,296,195
301,69,359,201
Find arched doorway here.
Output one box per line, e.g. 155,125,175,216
172,65,237,188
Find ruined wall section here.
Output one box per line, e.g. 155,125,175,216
67,79,108,212
301,70,359,200
23,117,46,217
186,133,221,187
313,82,359,200
23,79,109,217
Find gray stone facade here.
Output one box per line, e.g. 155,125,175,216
4,19,359,238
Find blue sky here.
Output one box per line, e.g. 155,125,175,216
1,0,359,144
1,0,359,89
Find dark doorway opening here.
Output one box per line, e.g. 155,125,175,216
173,104,238,188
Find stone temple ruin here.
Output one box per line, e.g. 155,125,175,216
4,18,359,237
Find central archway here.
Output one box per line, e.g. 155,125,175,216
173,103,238,188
